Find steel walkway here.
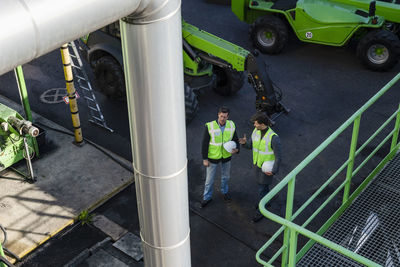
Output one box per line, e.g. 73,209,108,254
298,153,400,267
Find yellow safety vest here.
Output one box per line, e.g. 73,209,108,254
252,127,276,168
206,120,236,159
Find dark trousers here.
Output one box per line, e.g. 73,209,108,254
254,165,273,202
258,184,270,201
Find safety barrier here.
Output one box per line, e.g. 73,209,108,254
256,72,400,267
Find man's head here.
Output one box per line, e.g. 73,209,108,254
251,112,271,130
217,106,230,126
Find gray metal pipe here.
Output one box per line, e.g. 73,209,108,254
120,0,191,265
0,0,140,75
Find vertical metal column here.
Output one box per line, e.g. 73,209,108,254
120,0,191,265
14,66,39,157
60,44,84,145
0,0,193,265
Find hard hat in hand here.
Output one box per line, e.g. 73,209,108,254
223,141,237,153
262,161,275,173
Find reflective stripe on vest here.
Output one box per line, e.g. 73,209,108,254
207,120,236,159
252,128,276,168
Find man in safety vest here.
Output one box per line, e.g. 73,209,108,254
201,106,239,208
239,112,282,222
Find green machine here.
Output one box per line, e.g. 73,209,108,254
0,104,38,173
0,67,39,182
232,0,400,70
81,20,288,123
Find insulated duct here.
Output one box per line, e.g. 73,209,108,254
0,0,140,75
121,0,191,265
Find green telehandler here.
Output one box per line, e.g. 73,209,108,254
80,20,287,123
232,0,400,70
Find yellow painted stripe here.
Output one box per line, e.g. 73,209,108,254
15,176,134,262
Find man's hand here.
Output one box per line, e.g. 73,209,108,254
231,148,239,155
203,159,210,167
264,171,273,176
239,134,247,145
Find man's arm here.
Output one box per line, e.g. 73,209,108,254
201,125,210,160
232,130,240,154
271,135,282,175
239,133,252,149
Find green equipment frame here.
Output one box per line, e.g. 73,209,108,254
231,0,400,71
182,20,250,73
255,72,400,266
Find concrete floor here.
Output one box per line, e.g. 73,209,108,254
0,95,134,263
0,1,398,266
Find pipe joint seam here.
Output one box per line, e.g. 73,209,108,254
140,229,190,251
133,160,187,180
122,0,180,25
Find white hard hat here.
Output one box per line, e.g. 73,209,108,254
262,161,275,173
223,141,237,153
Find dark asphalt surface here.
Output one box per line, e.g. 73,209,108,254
1,0,399,266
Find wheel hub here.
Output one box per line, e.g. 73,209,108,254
367,44,389,65
257,29,275,47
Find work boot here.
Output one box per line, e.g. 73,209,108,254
200,198,212,208
223,193,231,202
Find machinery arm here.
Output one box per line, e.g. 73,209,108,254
182,21,287,118
245,54,284,117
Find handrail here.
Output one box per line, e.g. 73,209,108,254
256,72,400,266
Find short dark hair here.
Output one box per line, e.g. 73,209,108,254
218,106,230,114
250,112,271,126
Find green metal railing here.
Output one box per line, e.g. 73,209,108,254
256,72,400,267
14,66,39,157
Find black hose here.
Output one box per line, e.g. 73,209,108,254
3,248,20,263
34,122,133,173
0,255,15,267
0,224,20,264
182,39,199,62
198,53,231,69
0,224,6,247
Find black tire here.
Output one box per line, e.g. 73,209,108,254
185,84,199,124
357,30,400,71
212,66,244,96
249,15,288,54
94,56,125,98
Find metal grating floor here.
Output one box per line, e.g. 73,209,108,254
298,153,400,267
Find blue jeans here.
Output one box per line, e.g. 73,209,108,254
203,161,231,201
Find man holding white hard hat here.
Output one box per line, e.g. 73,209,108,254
201,106,239,208
239,112,282,222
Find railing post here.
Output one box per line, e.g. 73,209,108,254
282,177,296,267
343,115,361,204
390,104,400,156
288,230,298,267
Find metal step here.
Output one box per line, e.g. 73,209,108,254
298,153,400,266
67,41,113,132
